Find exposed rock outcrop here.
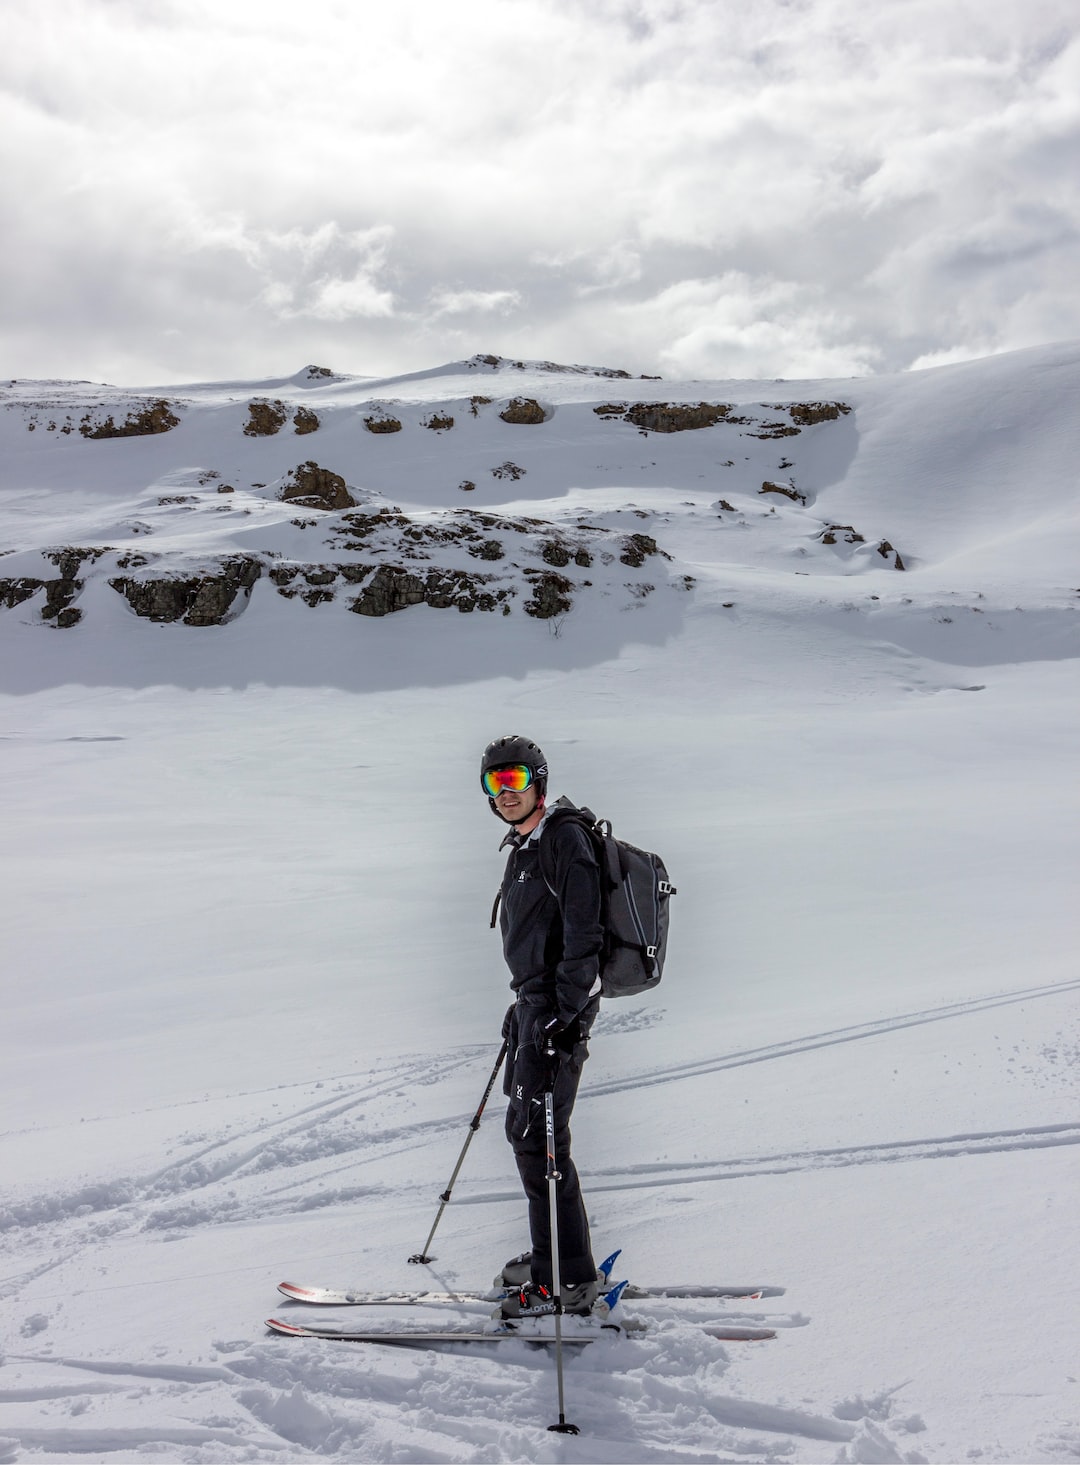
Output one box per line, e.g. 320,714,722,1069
332,507,538,561
523,571,573,619
0,577,45,610
595,399,852,435
530,361,631,379
759,481,807,505
110,557,262,625
293,407,320,435
243,400,288,437
499,397,547,425
787,401,852,426
270,563,370,602
363,413,402,434
6,491,675,632
594,402,733,432
348,564,512,617
465,354,632,378
423,413,455,431
619,533,665,567
280,462,356,512
79,400,180,439
22,547,113,627
877,539,906,570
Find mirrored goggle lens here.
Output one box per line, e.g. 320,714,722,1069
482,764,534,797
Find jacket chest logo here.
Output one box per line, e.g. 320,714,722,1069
517,870,531,882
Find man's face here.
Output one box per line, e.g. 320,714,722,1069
494,780,540,824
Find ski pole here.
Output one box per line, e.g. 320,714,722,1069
544,1050,579,1436
408,1037,509,1265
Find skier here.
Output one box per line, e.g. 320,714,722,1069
480,734,603,1318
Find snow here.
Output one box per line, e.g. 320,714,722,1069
1,345,1078,1462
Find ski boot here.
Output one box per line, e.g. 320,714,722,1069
499,1278,600,1320
495,1251,533,1289
496,1249,620,1292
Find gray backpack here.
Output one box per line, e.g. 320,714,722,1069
539,805,676,998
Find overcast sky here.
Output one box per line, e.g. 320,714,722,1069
3,0,1079,385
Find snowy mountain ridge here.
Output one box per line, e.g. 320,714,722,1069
3,342,1079,692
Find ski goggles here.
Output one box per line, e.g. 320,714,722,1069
482,764,535,797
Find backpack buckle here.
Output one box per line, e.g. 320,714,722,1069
658,880,675,895
646,945,658,958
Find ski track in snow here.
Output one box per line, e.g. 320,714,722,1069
0,1051,476,1234
460,1120,1080,1203
4,979,1075,1244
582,976,1080,1098
2,979,1076,1462
5,1336,859,1462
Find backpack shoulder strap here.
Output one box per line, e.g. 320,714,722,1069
538,807,611,896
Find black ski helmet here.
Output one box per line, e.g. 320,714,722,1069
480,733,548,821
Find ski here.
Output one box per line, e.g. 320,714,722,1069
265,1317,777,1345
276,1281,770,1306
266,1317,596,1345
627,1284,772,1300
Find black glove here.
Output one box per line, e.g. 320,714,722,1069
538,1012,584,1056
501,1003,516,1041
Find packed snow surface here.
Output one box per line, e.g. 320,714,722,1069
1,345,1078,1462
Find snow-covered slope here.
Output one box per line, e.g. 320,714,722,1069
4,343,1078,691
1,345,1078,1463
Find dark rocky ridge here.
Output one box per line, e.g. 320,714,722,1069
80,401,180,439
110,558,262,625
593,399,852,434
0,380,894,637
0,547,111,627
2,500,674,628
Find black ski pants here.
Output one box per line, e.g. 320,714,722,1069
504,1009,594,1290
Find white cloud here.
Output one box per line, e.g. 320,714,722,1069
224,223,396,321
1,0,1078,382
429,289,523,316
639,274,883,380
534,242,644,294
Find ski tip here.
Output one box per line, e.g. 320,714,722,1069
277,1282,317,1300
266,1317,311,1336
597,1248,622,1281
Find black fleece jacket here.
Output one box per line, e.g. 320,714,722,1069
498,798,603,1027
